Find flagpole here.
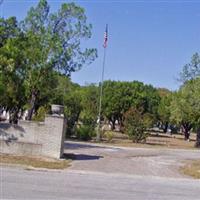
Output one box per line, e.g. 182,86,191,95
96,47,107,141
96,24,108,142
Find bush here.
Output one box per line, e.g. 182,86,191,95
124,108,149,143
32,106,48,122
104,131,114,142
76,124,96,141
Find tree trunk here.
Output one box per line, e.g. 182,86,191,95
163,122,168,133
182,123,191,141
27,90,37,120
9,107,19,124
118,116,124,132
195,128,200,148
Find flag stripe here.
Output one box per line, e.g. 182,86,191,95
103,24,108,48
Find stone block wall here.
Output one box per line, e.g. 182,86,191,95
0,115,66,159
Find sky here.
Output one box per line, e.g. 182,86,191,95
1,0,200,90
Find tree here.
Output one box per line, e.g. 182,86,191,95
79,84,98,126
178,53,200,146
170,91,192,140
102,81,160,131
0,21,28,122
44,73,83,136
102,81,125,130
0,17,19,47
170,79,200,142
64,90,82,137
20,0,97,119
124,108,149,143
180,53,200,83
157,88,172,133
139,84,160,122
186,78,200,147
0,1,97,122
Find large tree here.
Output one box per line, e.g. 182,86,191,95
188,78,200,147
0,18,28,122
178,53,200,146
170,79,200,143
170,88,193,140
20,0,97,119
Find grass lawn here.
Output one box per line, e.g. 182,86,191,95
100,131,197,149
0,154,71,169
181,160,200,179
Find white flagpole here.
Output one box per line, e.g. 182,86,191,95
96,25,108,142
96,47,107,141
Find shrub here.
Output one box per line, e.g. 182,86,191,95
104,131,114,142
32,106,48,122
76,124,96,141
124,108,149,143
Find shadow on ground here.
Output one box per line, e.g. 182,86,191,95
63,153,103,161
150,134,172,139
64,141,105,150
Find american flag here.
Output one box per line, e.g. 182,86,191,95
103,24,108,48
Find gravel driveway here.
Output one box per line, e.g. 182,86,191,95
65,141,200,178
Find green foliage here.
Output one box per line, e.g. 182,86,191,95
76,124,96,141
64,90,82,137
0,22,28,122
174,52,200,142
170,78,200,140
158,94,172,123
21,0,97,76
21,0,96,119
50,74,73,105
157,88,171,98
124,108,149,143
0,17,19,47
102,80,160,130
46,73,82,137
0,0,97,121
170,81,198,126
32,106,49,121
183,78,200,126
79,84,98,126
75,84,98,140
104,131,114,142
157,89,172,132
180,53,200,83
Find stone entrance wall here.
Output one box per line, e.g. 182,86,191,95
0,115,66,159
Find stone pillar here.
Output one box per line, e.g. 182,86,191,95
39,115,66,159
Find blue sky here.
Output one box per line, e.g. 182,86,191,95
1,0,200,90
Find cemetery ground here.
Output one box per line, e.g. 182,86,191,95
1,136,200,200
0,131,199,177
100,131,197,149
